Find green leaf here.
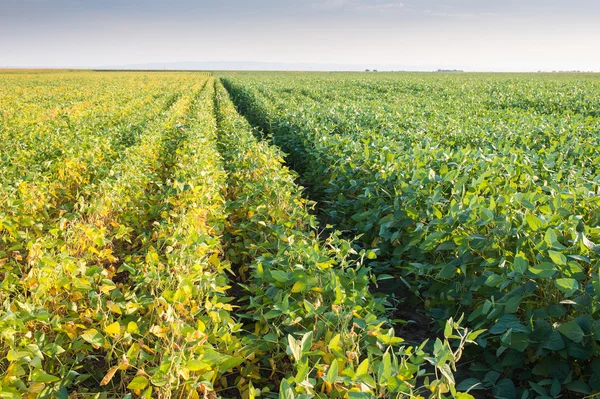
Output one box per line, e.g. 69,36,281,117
150,372,169,387
219,356,244,373
202,349,228,366
444,319,453,338
279,379,295,399
513,253,529,274
554,278,579,297
439,263,457,279
480,208,494,223
529,382,547,396
347,393,373,399
483,371,500,386
0,388,21,399
31,369,60,383
548,250,567,266
581,234,597,251
508,333,530,352
504,296,521,314
300,331,313,354
540,331,565,351
6,350,31,362
526,214,544,231
288,335,302,362
529,262,558,278
438,363,455,384
557,322,585,343
294,360,310,384
489,315,529,335
80,329,105,348
547,305,567,318
467,329,486,342
485,273,504,287
492,379,516,399
457,378,484,391
325,359,338,384
366,250,377,259
545,228,566,249
127,375,149,390
186,359,207,371
550,379,561,397
379,353,391,384
566,380,592,394
271,270,289,283
55,387,69,399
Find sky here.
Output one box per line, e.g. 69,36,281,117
1,0,599,71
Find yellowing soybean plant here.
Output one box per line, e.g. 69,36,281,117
0,70,599,399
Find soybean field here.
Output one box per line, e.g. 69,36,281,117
1,70,599,399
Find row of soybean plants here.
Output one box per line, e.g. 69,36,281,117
213,79,477,399
0,72,189,270
220,72,600,398
0,74,236,398
0,71,474,399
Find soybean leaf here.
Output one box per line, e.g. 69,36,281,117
127,375,149,390
554,278,579,297
557,322,585,343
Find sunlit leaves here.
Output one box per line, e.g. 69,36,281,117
221,71,600,397
5,69,600,399
127,375,149,390
554,278,579,297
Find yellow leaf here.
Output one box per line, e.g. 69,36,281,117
150,325,168,338
291,281,305,293
27,382,46,398
118,354,130,370
140,344,156,354
100,284,116,294
107,302,122,315
127,321,139,334
100,366,118,386
104,322,121,337
209,252,220,266
70,291,84,302
328,334,341,351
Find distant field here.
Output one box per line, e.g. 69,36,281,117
1,70,599,399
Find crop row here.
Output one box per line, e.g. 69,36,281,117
1,74,232,397
214,79,486,399
220,72,600,398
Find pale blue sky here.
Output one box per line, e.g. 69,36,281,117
1,0,599,71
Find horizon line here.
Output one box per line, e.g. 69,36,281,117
2,67,599,73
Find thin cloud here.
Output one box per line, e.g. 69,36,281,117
424,5,498,18
312,0,350,10
426,10,477,18
357,1,404,11
313,0,404,11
